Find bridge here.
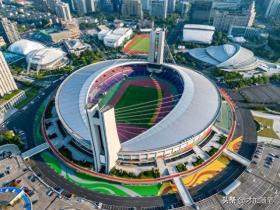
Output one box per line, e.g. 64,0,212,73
223,148,251,167
21,143,50,160
168,167,196,208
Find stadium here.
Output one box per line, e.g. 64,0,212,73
55,59,222,173
188,43,259,72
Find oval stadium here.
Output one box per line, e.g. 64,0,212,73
55,59,221,173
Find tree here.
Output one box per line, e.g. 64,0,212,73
0,130,24,149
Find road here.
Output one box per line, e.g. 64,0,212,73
227,90,258,160
5,78,63,150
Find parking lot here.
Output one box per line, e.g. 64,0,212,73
240,84,280,104
172,143,280,210
0,155,98,210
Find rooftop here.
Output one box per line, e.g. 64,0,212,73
56,60,221,152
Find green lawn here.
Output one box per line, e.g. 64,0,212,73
41,151,62,174
40,150,163,197
124,184,161,196
15,86,41,109
254,116,279,139
0,89,21,101
115,85,160,127
130,37,150,52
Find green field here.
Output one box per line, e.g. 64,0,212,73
115,85,160,127
130,36,150,52
99,81,123,108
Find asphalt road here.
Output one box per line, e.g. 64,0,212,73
6,78,63,150
227,90,257,160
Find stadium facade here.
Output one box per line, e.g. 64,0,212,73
54,30,222,173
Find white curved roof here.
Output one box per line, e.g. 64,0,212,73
189,44,258,71
183,24,215,44
56,60,221,152
26,48,66,66
8,39,45,56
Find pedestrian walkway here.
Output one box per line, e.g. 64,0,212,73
168,167,195,207
193,145,210,161
223,148,250,167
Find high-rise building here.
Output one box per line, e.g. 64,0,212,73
121,0,143,18
150,0,168,19
99,0,113,12
263,0,280,19
212,0,241,9
112,0,122,13
55,2,72,22
73,0,96,15
85,0,96,13
167,0,176,13
190,0,213,24
0,52,18,97
213,1,256,32
180,1,190,18
0,18,20,44
74,0,87,15
141,0,151,11
46,0,60,12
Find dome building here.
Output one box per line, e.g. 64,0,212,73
188,44,259,72
26,48,68,72
8,39,45,56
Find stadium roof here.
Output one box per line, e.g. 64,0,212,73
8,39,45,56
188,44,259,71
26,48,66,66
183,24,215,44
56,60,221,152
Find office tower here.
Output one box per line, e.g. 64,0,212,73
85,0,96,13
121,0,143,18
0,52,18,97
167,0,176,13
55,2,72,22
46,0,60,12
0,18,20,44
190,0,213,24
150,0,168,19
180,1,190,18
213,1,256,31
99,0,113,12
112,0,122,13
263,0,280,18
141,0,151,11
74,0,87,15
